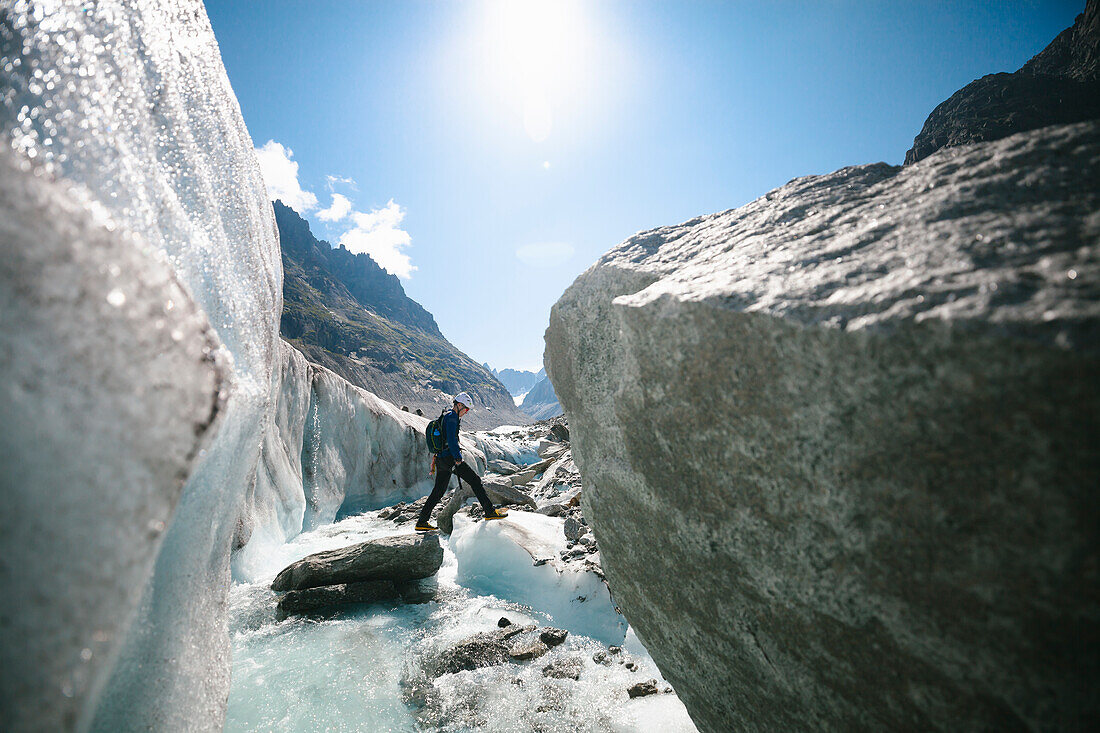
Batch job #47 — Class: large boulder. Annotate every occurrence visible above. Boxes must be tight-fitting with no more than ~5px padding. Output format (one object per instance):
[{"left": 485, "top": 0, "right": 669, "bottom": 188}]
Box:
[
  {"left": 545, "top": 122, "right": 1100, "bottom": 731},
  {"left": 271, "top": 533, "right": 443, "bottom": 591}
]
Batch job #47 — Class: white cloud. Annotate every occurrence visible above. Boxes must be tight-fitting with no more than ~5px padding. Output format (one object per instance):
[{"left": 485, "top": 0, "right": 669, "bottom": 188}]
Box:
[
  {"left": 254, "top": 140, "right": 317, "bottom": 211},
  {"left": 516, "top": 241, "right": 574, "bottom": 267},
  {"left": 317, "top": 193, "right": 352, "bottom": 222},
  {"left": 326, "top": 174, "right": 358, "bottom": 191},
  {"left": 339, "top": 199, "right": 417, "bottom": 279}
]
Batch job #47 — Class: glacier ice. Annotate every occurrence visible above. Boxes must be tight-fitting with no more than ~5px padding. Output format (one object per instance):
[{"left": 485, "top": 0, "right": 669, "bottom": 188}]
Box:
[
  {"left": 0, "top": 142, "right": 228, "bottom": 732},
  {"left": 1, "top": 1, "right": 280, "bottom": 729},
  {"left": 2, "top": 1, "right": 684, "bottom": 730},
  {"left": 450, "top": 512, "right": 628, "bottom": 646}
]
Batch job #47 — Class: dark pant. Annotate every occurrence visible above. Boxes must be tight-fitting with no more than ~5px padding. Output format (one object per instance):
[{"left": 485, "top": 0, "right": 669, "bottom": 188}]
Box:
[{"left": 418, "top": 455, "right": 496, "bottom": 524}]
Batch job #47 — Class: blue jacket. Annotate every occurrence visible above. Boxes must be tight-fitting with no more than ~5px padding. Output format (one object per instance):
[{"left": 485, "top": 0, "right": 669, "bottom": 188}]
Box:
[{"left": 442, "top": 409, "right": 462, "bottom": 462}]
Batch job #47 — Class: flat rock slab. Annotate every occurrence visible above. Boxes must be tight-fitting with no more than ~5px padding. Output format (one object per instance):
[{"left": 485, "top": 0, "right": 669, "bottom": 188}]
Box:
[
  {"left": 275, "top": 580, "right": 398, "bottom": 620},
  {"left": 271, "top": 533, "right": 443, "bottom": 591},
  {"left": 488, "top": 459, "right": 520, "bottom": 475}
]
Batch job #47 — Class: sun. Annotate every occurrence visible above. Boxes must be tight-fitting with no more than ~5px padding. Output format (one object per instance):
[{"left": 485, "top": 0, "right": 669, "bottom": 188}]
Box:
[{"left": 481, "top": 0, "right": 590, "bottom": 142}]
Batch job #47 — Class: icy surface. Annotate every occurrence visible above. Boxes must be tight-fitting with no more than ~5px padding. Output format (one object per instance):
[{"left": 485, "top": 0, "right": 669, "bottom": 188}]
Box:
[
  {"left": 473, "top": 431, "right": 543, "bottom": 466},
  {"left": 450, "top": 512, "right": 628, "bottom": 645},
  {"left": 1, "top": 2, "right": 280, "bottom": 729},
  {"left": 0, "top": 144, "right": 227, "bottom": 732},
  {"left": 233, "top": 340, "right": 479, "bottom": 582},
  {"left": 225, "top": 513, "right": 694, "bottom": 732}
]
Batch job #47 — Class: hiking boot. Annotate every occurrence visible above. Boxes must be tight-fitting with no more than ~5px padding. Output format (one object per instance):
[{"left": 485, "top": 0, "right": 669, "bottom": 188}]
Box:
[
  {"left": 483, "top": 508, "right": 509, "bottom": 521},
  {"left": 415, "top": 521, "right": 438, "bottom": 532}
]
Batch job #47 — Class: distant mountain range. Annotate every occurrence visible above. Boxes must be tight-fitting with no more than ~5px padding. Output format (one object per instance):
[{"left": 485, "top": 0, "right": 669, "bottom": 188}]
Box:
[
  {"left": 275, "top": 201, "right": 531, "bottom": 430},
  {"left": 487, "top": 366, "right": 541, "bottom": 397},
  {"left": 481, "top": 363, "right": 562, "bottom": 419}
]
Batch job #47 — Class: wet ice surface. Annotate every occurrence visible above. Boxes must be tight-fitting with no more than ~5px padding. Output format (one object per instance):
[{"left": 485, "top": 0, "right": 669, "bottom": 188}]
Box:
[
  {"left": 226, "top": 513, "right": 697, "bottom": 732},
  {"left": 1, "top": 2, "right": 281, "bottom": 727}
]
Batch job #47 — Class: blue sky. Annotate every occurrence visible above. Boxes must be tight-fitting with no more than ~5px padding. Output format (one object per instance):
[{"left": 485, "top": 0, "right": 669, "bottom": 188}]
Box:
[{"left": 206, "top": 0, "right": 1081, "bottom": 372}]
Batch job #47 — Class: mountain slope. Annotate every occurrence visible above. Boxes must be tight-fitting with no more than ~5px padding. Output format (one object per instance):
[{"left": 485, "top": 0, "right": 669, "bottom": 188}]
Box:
[
  {"left": 275, "top": 201, "right": 530, "bottom": 429},
  {"left": 521, "top": 370, "right": 563, "bottom": 419}
]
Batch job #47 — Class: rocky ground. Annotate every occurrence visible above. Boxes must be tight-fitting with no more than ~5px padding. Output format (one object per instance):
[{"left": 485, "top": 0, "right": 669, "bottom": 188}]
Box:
[{"left": 376, "top": 417, "right": 605, "bottom": 574}]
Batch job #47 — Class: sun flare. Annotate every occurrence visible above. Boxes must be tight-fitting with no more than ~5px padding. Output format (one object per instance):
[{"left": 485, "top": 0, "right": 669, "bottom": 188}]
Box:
[{"left": 481, "top": 0, "right": 590, "bottom": 142}]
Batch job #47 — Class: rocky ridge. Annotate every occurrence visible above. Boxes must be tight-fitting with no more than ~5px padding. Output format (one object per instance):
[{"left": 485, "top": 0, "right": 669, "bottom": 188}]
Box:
[
  {"left": 519, "top": 371, "right": 565, "bottom": 420},
  {"left": 905, "top": 0, "right": 1100, "bottom": 164}
]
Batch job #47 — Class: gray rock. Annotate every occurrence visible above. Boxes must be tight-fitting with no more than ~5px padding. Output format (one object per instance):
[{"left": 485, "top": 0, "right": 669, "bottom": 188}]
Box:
[
  {"left": 271, "top": 533, "right": 443, "bottom": 591},
  {"left": 498, "top": 617, "right": 513, "bottom": 627},
  {"left": 435, "top": 477, "right": 536, "bottom": 534},
  {"left": 536, "top": 438, "right": 559, "bottom": 457},
  {"left": 545, "top": 120, "right": 1100, "bottom": 731},
  {"left": 509, "top": 639, "right": 549, "bottom": 661},
  {"left": 482, "top": 477, "right": 538, "bottom": 509},
  {"left": 563, "top": 517, "right": 584, "bottom": 542},
  {"left": 542, "top": 656, "right": 584, "bottom": 680},
  {"left": 593, "top": 651, "right": 611, "bottom": 665},
  {"left": 431, "top": 623, "right": 535, "bottom": 676},
  {"left": 536, "top": 503, "right": 567, "bottom": 517},
  {"left": 275, "top": 580, "right": 398, "bottom": 620},
  {"left": 550, "top": 423, "right": 570, "bottom": 442},
  {"left": 509, "top": 468, "right": 538, "bottom": 486},
  {"left": 488, "top": 459, "right": 521, "bottom": 475},
  {"left": 627, "top": 680, "right": 660, "bottom": 699},
  {"left": 539, "top": 627, "right": 569, "bottom": 647},
  {"left": 436, "top": 634, "right": 510, "bottom": 675}
]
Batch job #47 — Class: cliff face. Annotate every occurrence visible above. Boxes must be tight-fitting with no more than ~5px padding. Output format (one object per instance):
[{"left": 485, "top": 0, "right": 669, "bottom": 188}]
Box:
[
  {"left": 276, "top": 202, "right": 531, "bottom": 430},
  {"left": 905, "top": 0, "right": 1100, "bottom": 164},
  {"left": 546, "top": 121, "right": 1099, "bottom": 731},
  {"left": 522, "top": 371, "right": 564, "bottom": 420}
]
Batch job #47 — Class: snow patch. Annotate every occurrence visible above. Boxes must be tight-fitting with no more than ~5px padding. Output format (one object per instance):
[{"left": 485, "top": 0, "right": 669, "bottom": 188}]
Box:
[{"left": 450, "top": 512, "right": 627, "bottom": 646}]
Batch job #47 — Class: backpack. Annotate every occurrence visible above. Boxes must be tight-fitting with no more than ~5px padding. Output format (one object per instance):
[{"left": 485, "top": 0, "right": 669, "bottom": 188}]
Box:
[{"left": 425, "top": 409, "right": 451, "bottom": 454}]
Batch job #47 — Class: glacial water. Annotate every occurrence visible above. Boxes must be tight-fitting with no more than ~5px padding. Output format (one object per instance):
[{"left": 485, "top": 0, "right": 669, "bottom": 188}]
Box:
[{"left": 226, "top": 512, "right": 698, "bottom": 732}]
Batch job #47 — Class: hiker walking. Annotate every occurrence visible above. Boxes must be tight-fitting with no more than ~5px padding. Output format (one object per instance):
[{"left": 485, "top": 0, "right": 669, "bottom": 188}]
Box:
[{"left": 416, "top": 392, "right": 508, "bottom": 532}]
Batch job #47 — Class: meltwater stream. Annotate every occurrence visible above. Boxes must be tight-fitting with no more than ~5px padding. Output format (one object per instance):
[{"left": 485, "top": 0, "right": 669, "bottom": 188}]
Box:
[{"left": 225, "top": 513, "right": 698, "bottom": 732}]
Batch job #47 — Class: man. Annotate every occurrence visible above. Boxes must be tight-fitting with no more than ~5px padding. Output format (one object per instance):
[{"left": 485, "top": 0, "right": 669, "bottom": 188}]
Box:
[{"left": 416, "top": 391, "right": 508, "bottom": 532}]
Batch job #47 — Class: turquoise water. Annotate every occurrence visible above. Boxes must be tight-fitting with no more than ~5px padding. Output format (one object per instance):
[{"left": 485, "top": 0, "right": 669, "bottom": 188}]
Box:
[{"left": 225, "top": 514, "right": 697, "bottom": 732}]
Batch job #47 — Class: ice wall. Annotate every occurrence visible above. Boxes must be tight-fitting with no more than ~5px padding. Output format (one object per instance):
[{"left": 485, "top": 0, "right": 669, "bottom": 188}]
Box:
[
  {"left": 1, "top": 2, "right": 280, "bottom": 730},
  {"left": 0, "top": 144, "right": 228, "bottom": 732},
  {"left": 231, "top": 339, "right": 490, "bottom": 582}
]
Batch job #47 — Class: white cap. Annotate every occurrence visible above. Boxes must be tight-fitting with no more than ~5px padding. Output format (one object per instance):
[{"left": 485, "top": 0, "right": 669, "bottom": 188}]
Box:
[{"left": 454, "top": 392, "right": 473, "bottom": 409}]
